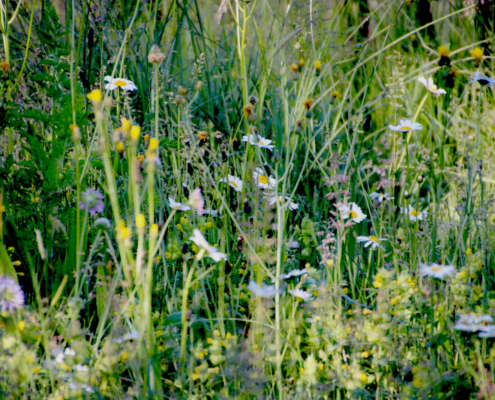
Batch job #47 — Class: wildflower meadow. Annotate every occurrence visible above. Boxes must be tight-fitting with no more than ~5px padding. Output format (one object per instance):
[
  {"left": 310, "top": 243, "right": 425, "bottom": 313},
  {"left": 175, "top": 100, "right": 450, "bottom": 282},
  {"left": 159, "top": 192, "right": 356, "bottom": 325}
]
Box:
[{"left": 2, "top": 0, "right": 495, "bottom": 398}]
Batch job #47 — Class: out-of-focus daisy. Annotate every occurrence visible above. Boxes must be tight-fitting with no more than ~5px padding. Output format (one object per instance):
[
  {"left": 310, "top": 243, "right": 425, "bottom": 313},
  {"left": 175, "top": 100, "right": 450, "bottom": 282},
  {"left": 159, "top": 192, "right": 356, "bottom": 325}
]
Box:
[
  {"left": 288, "top": 289, "right": 314, "bottom": 302},
  {"left": 272, "top": 269, "right": 308, "bottom": 282},
  {"left": 242, "top": 134, "right": 275, "bottom": 151},
  {"left": 419, "top": 263, "right": 455, "bottom": 279},
  {"left": 247, "top": 281, "right": 282, "bottom": 298},
  {"left": 453, "top": 313, "right": 493, "bottom": 332},
  {"left": 220, "top": 175, "right": 243, "bottom": 192},
  {"left": 356, "top": 236, "right": 387, "bottom": 250},
  {"left": 189, "top": 229, "right": 226, "bottom": 262},
  {"left": 253, "top": 168, "right": 277, "bottom": 189},
  {"left": 417, "top": 76, "right": 446, "bottom": 97},
  {"left": 168, "top": 198, "right": 191, "bottom": 211},
  {"left": 388, "top": 119, "right": 423, "bottom": 133},
  {"left": 0, "top": 277, "right": 24, "bottom": 312},
  {"left": 104, "top": 76, "right": 137, "bottom": 91},
  {"left": 477, "top": 325, "right": 495, "bottom": 338},
  {"left": 338, "top": 203, "right": 366, "bottom": 223},
  {"left": 468, "top": 71, "right": 495, "bottom": 87},
  {"left": 402, "top": 204, "right": 427, "bottom": 222},
  {"left": 203, "top": 209, "right": 219, "bottom": 217},
  {"left": 370, "top": 192, "right": 394, "bottom": 202},
  {"left": 113, "top": 330, "right": 139, "bottom": 344},
  {"left": 266, "top": 194, "right": 299, "bottom": 210}
]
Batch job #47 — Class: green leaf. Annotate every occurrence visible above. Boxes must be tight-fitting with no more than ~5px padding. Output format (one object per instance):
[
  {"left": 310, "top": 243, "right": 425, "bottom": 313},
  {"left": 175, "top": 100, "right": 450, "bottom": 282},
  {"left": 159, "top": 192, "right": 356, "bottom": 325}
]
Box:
[
  {"left": 163, "top": 311, "right": 182, "bottom": 327},
  {"left": 0, "top": 242, "right": 17, "bottom": 281}
]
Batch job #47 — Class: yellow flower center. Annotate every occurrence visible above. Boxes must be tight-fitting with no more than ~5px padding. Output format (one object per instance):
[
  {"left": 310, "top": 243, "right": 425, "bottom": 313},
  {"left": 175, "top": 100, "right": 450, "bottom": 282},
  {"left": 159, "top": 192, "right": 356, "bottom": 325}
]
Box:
[
  {"left": 350, "top": 211, "right": 357, "bottom": 219},
  {"left": 259, "top": 175, "right": 268, "bottom": 184},
  {"left": 427, "top": 85, "right": 436, "bottom": 92},
  {"left": 114, "top": 80, "right": 127, "bottom": 87},
  {"left": 431, "top": 267, "right": 441, "bottom": 272},
  {"left": 259, "top": 141, "right": 264, "bottom": 145},
  {"left": 229, "top": 181, "right": 237, "bottom": 188},
  {"left": 369, "top": 236, "right": 378, "bottom": 242},
  {"left": 410, "top": 210, "right": 421, "bottom": 216},
  {"left": 401, "top": 126, "right": 411, "bottom": 131}
]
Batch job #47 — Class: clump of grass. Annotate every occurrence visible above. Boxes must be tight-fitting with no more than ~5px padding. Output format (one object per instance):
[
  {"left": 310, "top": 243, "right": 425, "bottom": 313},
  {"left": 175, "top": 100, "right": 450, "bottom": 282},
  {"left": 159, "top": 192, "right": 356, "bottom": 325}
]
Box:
[{"left": 1, "top": 0, "right": 495, "bottom": 399}]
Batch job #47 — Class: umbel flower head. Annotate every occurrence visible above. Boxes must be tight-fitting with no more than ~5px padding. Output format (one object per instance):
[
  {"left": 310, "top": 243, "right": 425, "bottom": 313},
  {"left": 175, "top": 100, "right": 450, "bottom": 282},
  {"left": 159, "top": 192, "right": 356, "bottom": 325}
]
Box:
[
  {"left": 189, "top": 229, "right": 226, "bottom": 262},
  {"left": 0, "top": 276, "right": 25, "bottom": 312},
  {"left": 104, "top": 76, "right": 137, "bottom": 91},
  {"left": 148, "top": 44, "right": 166, "bottom": 64},
  {"left": 79, "top": 188, "right": 105, "bottom": 216},
  {"left": 388, "top": 119, "right": 422, "bottom": 133},
  {"left": 288, "top": 288, "right": 314, "bottom": 302},
  {"left": 417, "top": 76, "right": 446, "bottom": 97}
]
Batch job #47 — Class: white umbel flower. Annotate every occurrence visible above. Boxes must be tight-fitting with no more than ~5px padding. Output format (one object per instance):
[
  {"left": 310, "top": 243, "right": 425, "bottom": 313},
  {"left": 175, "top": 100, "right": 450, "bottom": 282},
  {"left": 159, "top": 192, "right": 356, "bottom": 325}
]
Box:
[
  {"left": 104, "top": 76, "right": 137, "bottom": 91},
  {"left": 168, "top": 198, "right": 191, "bottom": 211},
  {"left": 402, "top": 204, "right": 427, "bottom": 222},
  {"left": 242, "top": 134, "right": 275, "bottom": 151},
  {"left": 338, "top": 203, "right": 366, "bottom": 223},
  {"left": 288, "top": 289, "right": 314, "bottom": 302},
  {"left": 247, "top": 281, "right": 282, "bottom": 298},
  {"left": 468, "top": 71, "right": 495, "bottom": 87},
  {"left": 419, "top": 263, "right": 455, "bottom": 279},
  {"left": 272, "top": 269, "right": 308, "bottom": 282},
  {"left": 356, "top": 235, "right": 387, "bottom": 250},
  {"left": 453, "top": 313, "right": 494, "bottom": 333},
  {"left": 189, "top": 229, "right": 226, "bottom": 262},
  {"left": 220, "top": 174, "right": 243, "bottom": 192},
  {"left": 417, "top": 76, "right": 446, "bottom": 97},
  {"left": 388, "top": 119, "right": 423, "bottom": 133},
  {"left": 370, "top": 192, "right": 394, "bottom": 202},
  {"left": 253, "top": 168, "right": 277, "bottom": 189},
  {"left": 266, "top": 194, "right": 299, "bottom": 210}
]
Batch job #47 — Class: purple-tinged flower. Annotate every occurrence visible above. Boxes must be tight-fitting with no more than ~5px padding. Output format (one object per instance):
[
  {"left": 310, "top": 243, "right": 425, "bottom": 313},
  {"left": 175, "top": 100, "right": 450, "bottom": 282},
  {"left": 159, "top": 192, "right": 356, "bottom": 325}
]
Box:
[
  {"left": 188, "top": 188, "right": 204, "bottom": 216},
  {"left": 0, "top": 276, "right": 25, "bottom": 312},
  {"left": 79, "top": 188, "right": 105, "bottom": 216}
]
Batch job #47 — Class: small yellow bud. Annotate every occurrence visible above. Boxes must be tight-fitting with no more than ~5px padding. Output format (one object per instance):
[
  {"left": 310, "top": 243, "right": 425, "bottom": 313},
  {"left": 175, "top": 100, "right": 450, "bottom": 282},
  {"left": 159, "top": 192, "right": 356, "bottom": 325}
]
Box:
[
  {"left": 13, "top": 261, "right": 21, "bottom": 266},
  {"left": 290, "top": 63, "right": 298, "bottom": 73},
  {"left": 361, "top": 351, "right": 369, "bottom": 358},
  {"left": 226, "top": 332, "right": 232, "bottom": 339},
  {"left": 298, "top": 58, "right": 305, "bottom": 68},
  {"left": 18, "top": 320, "right": 26, "bottom": 331},
  {"left": 304, "top": 98, "right": 313, "bottom": 111},
  {"left": 121, "top": 117, "right": 132, "bottom": 132},
  {"left": 130, "top": 125, "right": 141, "bottom": 141},
  {"left": 470, "top": 46, "right": 484, "bottom": 62},
  {"left": 150, "top": 224, "right": 159, "bottom": 236},
  {"left": 438, "top": 45, "right": 450, "bottom": 58},
  {"left": 136, "top": 213, "right": 145, "bottom": 229},
  {"left": 314, "top": 60, "right": 322, "bottom": 71},
  {"left": 149, "top": 137, "right": 158, "bottom": 150},
  {"left": 87, "top": 89, "right": 102, "bottom": 103},
  {"left": 327, "top": 259, "right": 334, "bottom": 267},
  {"left": 116, "top": 142, "right": 125, "bottom": 154},
  {"left": 213, "top": 329, "right": 220, "bottom": 337},
  {"left": 207, "top": 338, "right": 214, "bottom": 344},
  {"left": 331, "top": 91, "right": 340, "bottom": 99},
  {"left": 1, "top": 60, "right": 10, "bottom": 72}
]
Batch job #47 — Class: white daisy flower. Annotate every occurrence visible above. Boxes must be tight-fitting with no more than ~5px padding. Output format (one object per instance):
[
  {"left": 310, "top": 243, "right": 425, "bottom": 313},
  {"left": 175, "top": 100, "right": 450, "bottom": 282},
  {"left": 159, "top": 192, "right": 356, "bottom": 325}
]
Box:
[
  {"left": 477, "top": 325, "right": 495, "bottom": 338},
  {"left": 272, "top": 269, "right": 308, "bottom": 282},
  {"left": 402, "top": 204, "right": 427, "bottom": 222},
  {"left": 220, "top": 174, "right": 243, "bottom": 192},
  {"left": 417, "top": 76, "right": 446, "bottom": 97},
  {"left": 338, "top": 203, "right": 367, "bottom": 223},
  {"left": 266, "top": 194, "right": 299, "bottom": 210},
  {"left": 247, "top": 281, "right": 282, "bottom": 298},
  {"left": 242, "top": 134, "right": 275, "bottom": 151},
  {"left": 388, "top": 119, "right": 423, "bottom": 133},
  {"left": 370, "top": 192, "right": 394, "bottom": 202},
  {"left": 168, "top": 198, "right": 191, "bottom": 211},
  {"left": 356, "top": 235, "right": 387, "bottom": 250},
  {"left": 189, "top": 229, "right": 227, "bottom": 262},
  {"left": 419, "top": 263, "right": 456, "bottom": 279},
  {"left": 104, "top": 76, "right": 138, "bottom": 91},
  {"left": 74, "top": 364, "right": 90, "bottom": 372},
  {"left": 454, "top": 313, "right": 494, "bottom": 333},
  {"left": 288, "top": 289, "right": 314, "bottom": 302},
  {"left": 468, "top": 71, "right": 495, "bottom": 87},
  {"left": 253, "top": 167, "right": 277, "bottom": 189}
]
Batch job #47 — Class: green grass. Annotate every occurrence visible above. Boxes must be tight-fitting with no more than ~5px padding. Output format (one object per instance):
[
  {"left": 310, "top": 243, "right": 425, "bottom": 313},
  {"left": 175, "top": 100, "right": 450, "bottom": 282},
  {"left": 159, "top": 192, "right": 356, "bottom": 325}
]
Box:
[{"left": 1, "top": 0, "right": 495, "bottom": 398}]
